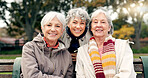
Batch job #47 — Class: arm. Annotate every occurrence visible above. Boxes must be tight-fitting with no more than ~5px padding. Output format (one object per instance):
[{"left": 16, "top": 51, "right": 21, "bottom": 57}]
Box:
[
  {"left": 21, "top": 42, "right": 62, "bottom": 78},
  {"left": 114, "top": 41, "right": 136, "bottom": 78},
  {"left": 75, "top": 49, "right": 86, "bottom": 78},
  {"left": 65, "top": 52, "right": 73, "bottom": 78}
]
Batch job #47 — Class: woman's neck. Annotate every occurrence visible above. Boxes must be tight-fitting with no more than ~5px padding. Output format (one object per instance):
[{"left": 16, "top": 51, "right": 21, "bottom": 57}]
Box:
[
  {"left": 45, "top": 38, "right": 58, "bottom": 47},
  {"left": 94, "top": 35, "right": 109, "bottom": 48}
]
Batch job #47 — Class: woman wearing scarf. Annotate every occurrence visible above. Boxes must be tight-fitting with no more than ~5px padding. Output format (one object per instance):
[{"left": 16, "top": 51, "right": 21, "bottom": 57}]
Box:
[
  {"left": 76, "top": 7, "right": 136, "bottom": 78},
  {"left": 61, "top": 8, "right": 90, "bottom": 58},
  {"left": 21, "top": 11, "right": 73, "bottom": 78},
  {"left": 61, "top": 8, "right": 90, "bottom": 78}
]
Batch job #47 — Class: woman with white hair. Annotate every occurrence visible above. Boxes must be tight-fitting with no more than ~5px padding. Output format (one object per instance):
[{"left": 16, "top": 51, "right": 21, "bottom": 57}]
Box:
[
  {"left": 76, "top": 7, "right": 136, "bottom": 78},
  {"left": 21, "top": 11, "right": 73, "bottom": 78}
]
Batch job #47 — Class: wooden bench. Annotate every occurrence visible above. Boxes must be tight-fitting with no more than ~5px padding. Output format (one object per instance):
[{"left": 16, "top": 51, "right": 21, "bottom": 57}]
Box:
[
  {"left": 0, "top": 57, "right": 21, "bottom": 78},
  {"left": 0, "top": 59, "right": 14, "bottom": 78},
  {"left": 0, "top": 57, "right": 147, "bottom": 78}
]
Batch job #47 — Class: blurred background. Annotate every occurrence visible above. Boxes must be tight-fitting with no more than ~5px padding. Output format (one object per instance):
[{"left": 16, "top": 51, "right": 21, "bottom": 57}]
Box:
[{"left": 0, "top": 0, "right": 148, "bottom": 58}]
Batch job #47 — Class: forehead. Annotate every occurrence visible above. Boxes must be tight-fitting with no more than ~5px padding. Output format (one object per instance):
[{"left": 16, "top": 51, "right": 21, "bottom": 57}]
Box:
[
  {"left": 92, "top": 13, "right": 107, "bottom": 21},
  {"left": 71, "top": 16, "right": 86, "bottom": 22},
  {"left": 48, "top": 16, "right": 62, "bottom": 24}
]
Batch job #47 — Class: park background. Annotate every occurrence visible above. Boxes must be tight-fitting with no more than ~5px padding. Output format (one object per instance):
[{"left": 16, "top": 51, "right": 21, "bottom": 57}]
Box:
[{"left": 0, "top": 0, "right": 148, "bottom": 59}]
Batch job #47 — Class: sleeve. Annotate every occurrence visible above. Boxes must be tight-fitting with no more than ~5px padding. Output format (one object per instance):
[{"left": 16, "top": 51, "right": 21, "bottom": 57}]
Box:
[
  {"left": 21, "top": 42, "right": 63, "bottom": 78},
  {"left": 65, "top": 53, "right": 74, "bottom": 78},
  {"left": 75, "top": 48, "right": 86, "bottom": 78},
  {"left": 114, "top": 40, "right": 137, "bottom": 78}
]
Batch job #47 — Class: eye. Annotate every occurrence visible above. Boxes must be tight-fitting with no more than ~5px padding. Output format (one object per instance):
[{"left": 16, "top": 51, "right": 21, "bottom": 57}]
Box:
[
  {"left": 47, "top": 24, "right": 51, "bottom": 26},
  {"left": 73, "top": 21, "right": 77, "bottom": 24},
  {"left": 80, "top": 22, "right": 85, "bottom": 25},
  {"left": 56, "top": 25, "right": 60, "bottom": 27},
  {"left": 101, "top": 21, "right": 106, "bottom": 23}
]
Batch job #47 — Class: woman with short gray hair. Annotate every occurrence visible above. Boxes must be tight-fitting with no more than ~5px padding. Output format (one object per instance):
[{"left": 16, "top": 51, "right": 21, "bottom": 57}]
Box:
[
  {"left": 21, "top": 11, "right": 73, "bottom": 78},
  {"left": 76, "top": 7, "right": 136, "bottom": 78},
  {"left": 61, "top": 8, "right": 91, "bottom": 78},
  {"left": 61, "top": 8, "right": 91, "bottom": 57}
]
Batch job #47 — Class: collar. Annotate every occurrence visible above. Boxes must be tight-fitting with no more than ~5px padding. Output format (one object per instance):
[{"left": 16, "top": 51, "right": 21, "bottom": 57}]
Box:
[{"left": 43, "top": 37, "right": 59, "bottom": 48}]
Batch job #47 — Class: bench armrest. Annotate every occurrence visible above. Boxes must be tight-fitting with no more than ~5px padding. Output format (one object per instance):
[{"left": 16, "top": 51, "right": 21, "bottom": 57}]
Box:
[
  {"left": 12, "top": 57, "right": 22, "bottom": 78},
  {"left": 140, "top": 56, "right": 148, "bottom": 78}
]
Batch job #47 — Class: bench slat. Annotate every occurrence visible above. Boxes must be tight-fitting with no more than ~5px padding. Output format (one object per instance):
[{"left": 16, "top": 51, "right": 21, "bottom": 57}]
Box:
[
  {"left": 0, "top": 65, "right": 13, "bottom": 72},
  {"left": 0, "top": 74, "right": 12, "bottom": 78},
  {"left": 134, "top": 64, "right": 143, "bottom": 72}
]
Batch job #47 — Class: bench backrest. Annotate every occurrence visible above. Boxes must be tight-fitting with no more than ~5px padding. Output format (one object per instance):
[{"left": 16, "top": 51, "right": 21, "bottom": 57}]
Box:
[{"left": 0, "top": 57, "right": 147, "bottom": 78}]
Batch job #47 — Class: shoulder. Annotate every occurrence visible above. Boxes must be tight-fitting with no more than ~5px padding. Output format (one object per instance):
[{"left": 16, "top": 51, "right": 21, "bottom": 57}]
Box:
[
  {"left": 78, "top": 44, "right": 88, "bottom": 55},
  {"left": 115, "top": 39, "right": 132, "bottom": 46},
  {"left": 23, "top": 41, "right": 34, "bottom": 48},
  {"left": 78, "top": 44, "right": 88, "bottom": 50}
]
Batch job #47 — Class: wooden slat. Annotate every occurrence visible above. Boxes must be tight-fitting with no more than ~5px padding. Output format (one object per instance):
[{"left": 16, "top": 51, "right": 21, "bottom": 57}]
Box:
[
  {"left": 0, "top": 74, "right": 12, "bottom": 78},
  {"left": 0, "top": 65, "right": 13, "bottom": 72},
  {"left": 136, "top": 73, "right": 144, "bottom": 78},
  {"left": 134, "top": 64, "right": 143, "bottom": 72},
  {"left": 0, "top": 59, "right": 14, "bottom": 63}
]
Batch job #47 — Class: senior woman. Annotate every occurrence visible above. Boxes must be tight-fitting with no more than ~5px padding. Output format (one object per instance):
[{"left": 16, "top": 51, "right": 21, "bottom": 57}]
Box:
[
  {"left": 76, "top": 8, "right": 136, "bottom": 78},
  {"left": 61, "top": 8, "right": 90, "bottom": 60},
  {"left": 21, "top": 11, "right": 73, "bottom": 78}
]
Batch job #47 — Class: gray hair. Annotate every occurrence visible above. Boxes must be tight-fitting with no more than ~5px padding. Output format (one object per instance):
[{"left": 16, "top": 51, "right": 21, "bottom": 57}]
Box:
[
  {"left": 41, "top": 11, "right": 66, "bottom": 30},
  {"left": 66, "top": 8, "right": 90, "bottom": 27},
  {"left": 90, "top": 7, "right": 114, "bottom": 35}
]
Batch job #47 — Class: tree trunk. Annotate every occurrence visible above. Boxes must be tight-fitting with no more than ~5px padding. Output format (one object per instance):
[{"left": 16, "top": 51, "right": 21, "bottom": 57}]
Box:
[
  {"left": 134, "top": 21, "right": 141, "bottom": 50},
  {"left": 134, "top": 29, "right": 140, "bottom": 50},
  {"left": 24, "top": 24, "right": 34, "bottom": 41}
]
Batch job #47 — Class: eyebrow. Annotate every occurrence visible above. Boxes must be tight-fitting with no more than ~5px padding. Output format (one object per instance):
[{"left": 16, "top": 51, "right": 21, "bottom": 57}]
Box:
[{"left": 93, "top": 18, "right": 107, "bottom": 21}]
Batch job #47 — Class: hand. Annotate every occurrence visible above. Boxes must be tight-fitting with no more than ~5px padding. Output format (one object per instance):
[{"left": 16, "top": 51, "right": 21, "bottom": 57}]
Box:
[{"left": 71, "top": 53, "right": 77, "bottom": 61}]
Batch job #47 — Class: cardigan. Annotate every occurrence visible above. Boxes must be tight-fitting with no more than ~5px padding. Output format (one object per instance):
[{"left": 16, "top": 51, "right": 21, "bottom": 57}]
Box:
[{"left": 76, "top": 39, "right": 136, "bottom": 78}]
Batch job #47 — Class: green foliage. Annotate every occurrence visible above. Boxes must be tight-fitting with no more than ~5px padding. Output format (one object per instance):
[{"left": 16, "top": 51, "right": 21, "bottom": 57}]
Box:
[
  {"left": 140, "top": 23, "right": 148, "bottom": 38},
  {"left": 113, "top": 25, "right": 135, "bottom": 39},
  {"left": 133, "top": 46, "right": 148, "bottom": 54}
]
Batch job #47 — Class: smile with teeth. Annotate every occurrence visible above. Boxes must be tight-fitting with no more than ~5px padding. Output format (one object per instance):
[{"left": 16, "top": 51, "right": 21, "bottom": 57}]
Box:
[
  {"left": 48, "top": 33, "right": 57, "bottom": 36},
  {"left": 74, "top": 29, "right": 81, "bottom": 33},
  {"left": 96, "top": 29, "right": 103, "bottom": 32}
]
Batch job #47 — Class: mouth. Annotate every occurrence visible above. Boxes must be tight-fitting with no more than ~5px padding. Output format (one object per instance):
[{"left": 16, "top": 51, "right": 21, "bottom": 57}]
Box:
[
  {"left": 48, "top": 33, "right": 57, "bottom": 36},
  {"left": 95, "top": 28, "right": 103, "bottom": 32},
  {"left": 74, "top": 29, "right": 82, "bottom": 33}
]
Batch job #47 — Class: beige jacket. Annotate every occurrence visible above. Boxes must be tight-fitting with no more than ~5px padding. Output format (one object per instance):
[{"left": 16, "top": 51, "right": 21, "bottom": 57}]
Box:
[
  {"left": 21, "top": 33, "right": 73, "bottom": 78},
  {"left": 76, "top": 39, "right": 136, "bottom": 78}
]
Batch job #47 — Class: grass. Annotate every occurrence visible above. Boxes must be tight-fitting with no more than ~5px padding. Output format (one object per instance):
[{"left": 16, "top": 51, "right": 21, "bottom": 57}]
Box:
[
  {"left": 0, "top": 49, "right": 22, "bottom": 55},
  {"left": 0, "top": 55, "right": 21, "bottom": 59},
  {"left": 133, "top": 54, "right": 148, "bottom": 58},
  {"left": 0, "top": 72, "right": 12, "bottom": 74}
]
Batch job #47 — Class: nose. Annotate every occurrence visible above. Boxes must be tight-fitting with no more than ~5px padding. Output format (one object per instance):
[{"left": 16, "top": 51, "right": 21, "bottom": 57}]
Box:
[
  {"left": 76, "top": 24, "right": 80, "bottom": 28},
  {"left": 51, "top": 26, "right": 56, "bottom": 31},
  {"left": 97, "top": 22, "right": 102, "bottom": 27}
]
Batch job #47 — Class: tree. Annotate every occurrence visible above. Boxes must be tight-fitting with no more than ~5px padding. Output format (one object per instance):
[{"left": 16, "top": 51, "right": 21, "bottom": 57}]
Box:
[
  {"left": 121, "top": 0, "right": 148, "bottom": 49},
  {"left": 108, "top": 0, "right": 148, "bottom": 49},
  {"left": 113, "top": 25, "right": 135, "bottom": 39},
  {"left": 0, "top": 0, "right": 73, "bottom": 41}
]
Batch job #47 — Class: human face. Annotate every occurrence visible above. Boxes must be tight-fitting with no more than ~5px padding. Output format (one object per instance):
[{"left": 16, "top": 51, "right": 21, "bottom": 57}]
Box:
[
  {"left": 42, "top": 16, "right": 64, "bottom": 42},
  {"left": 91, "top": 13, "right": 111, "bottom": 38},
  {"left": 68, "top": 17, "right": 86, "bottom": 37}
]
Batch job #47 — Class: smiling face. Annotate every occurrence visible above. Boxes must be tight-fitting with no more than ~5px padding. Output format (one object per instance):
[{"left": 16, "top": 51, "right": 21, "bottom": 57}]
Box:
[
  {"left": 68, "top": 17, "right": 86, "bottom": 37},
  {"left": 42, "top": 16, "right": 64, "bottom": 42},
  {"left": 91, "top": 13, "right": 111, "bottom": 38}
]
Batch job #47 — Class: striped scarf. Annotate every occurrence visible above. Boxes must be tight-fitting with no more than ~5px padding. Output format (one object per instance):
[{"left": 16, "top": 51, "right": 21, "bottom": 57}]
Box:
[{"left": 88, "top": 36, "right": 116, "bottom": 78}]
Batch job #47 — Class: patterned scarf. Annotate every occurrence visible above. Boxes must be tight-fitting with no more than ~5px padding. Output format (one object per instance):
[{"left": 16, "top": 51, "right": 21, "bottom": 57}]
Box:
[{"left": 88, "top": 36, "right": 116, "bottom": 78}]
